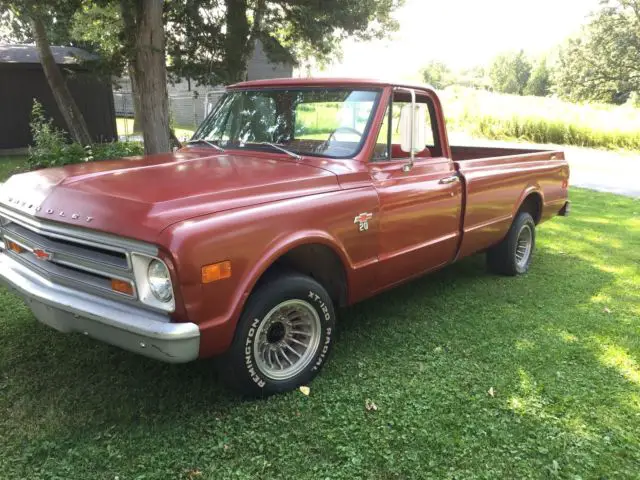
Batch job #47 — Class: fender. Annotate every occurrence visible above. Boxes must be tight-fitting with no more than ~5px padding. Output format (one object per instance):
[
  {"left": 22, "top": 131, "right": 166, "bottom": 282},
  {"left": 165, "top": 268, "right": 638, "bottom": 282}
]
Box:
[
  {"left": 513, "top": 184, "right": 544, "bottom": 221},
  {"left": 196, "top": 229, "right": 354, "bottom": 356},
  {"left": 239, "top": 229, "right": 353, "bottom": 310}
]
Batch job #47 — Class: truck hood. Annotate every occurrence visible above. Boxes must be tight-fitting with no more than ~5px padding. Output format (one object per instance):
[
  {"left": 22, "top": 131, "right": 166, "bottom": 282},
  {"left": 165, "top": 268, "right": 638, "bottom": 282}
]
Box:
[{"left": 0, "top": 150, "right": 339, "bottom": 243}]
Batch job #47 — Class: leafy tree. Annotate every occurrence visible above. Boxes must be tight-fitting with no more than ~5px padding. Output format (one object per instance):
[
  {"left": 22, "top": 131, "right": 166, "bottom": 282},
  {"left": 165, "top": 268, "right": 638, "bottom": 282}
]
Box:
[
  {"left": 524, "top": 58, "right": 552, "bottom": 97},
  {"left": 166, "top": 0, "right": 403, "bottom": 85},
  {"left": 0, "top": 0, "right": 78, "bottom": 44},
  {"left": 420, "top": 61, "right": 454, "bottom": 89},
  {"left": 554, "top": 0, "right": 640, "bottom": 104},
  {"left": 489, "top": 50, "right": 532, "bottom": 95},
  {"left": 70, "top": 3, "right": 147, "bottom": 130},
  {"left": 0, "top": 1, "right": 93, "bottom": 145},
  {"left": 70, "top": 0, "right": 403, "bottom": 151},
  {"left": 2, "top": 0, "right": 172, "bottom": 153},
  {"left": 458, "top": 66, "right": 490, "bottom": 90}
]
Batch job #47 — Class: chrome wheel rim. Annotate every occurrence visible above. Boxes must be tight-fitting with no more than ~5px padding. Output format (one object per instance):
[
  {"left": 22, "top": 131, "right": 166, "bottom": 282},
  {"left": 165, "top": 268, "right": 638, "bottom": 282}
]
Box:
[
  {"left": 253, "top": 299, "right": 322, "bottom": 381},
  {"left": 515, "top": 224, "right": 533, "bottom": 268}
]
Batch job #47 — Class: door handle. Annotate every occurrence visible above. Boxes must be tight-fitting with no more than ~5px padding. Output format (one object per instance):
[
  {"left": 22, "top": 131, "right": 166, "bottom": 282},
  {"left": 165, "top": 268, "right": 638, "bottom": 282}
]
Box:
[{"left": 439, "top": 175, "right": 459, "bottom": 184}]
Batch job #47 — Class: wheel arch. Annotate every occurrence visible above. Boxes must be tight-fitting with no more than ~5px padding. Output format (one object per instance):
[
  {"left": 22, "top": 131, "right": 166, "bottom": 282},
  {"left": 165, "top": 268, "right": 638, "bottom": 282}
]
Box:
[
  {"left": 243, "top": 232, "right": 351, "bottom": 313},
  {"left": 514, "top": 187, "right": 544, "bottom": 225}
]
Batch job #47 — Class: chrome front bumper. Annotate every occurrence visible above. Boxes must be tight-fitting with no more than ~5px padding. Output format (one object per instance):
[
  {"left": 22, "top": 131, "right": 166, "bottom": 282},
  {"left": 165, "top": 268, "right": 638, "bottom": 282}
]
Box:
[{"left": 0, "top": 252, "right": 200, "bottom": 363}]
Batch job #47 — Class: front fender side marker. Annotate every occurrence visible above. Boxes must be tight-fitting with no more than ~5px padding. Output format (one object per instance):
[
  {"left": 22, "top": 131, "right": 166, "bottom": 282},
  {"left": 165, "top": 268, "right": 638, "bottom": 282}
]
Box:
[{"left": 202, "top": 260, "right": 232, "bottom": 284}]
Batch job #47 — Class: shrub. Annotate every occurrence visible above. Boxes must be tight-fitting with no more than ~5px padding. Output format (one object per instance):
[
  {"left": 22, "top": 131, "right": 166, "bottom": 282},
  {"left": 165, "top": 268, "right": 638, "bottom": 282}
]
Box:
[
  {"left": 89, "top": 141, "right": 143, "bottom": 160},
  {"left": 28, "top": 100, "right": 85, "bottom": 169},
  {"left": 28, "top": 99, "right": 143, "bottom": 170}
]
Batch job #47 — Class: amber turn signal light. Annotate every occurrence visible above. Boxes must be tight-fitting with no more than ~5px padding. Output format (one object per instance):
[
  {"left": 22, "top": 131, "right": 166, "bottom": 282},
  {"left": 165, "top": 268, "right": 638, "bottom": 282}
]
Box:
[
  {"left": 202, "top": 260, "right": 232, "bottom": 283},
  {"left": 111, "top": 278, "right": 134, "bottom": 296},
  {"left": 6, "top": 240, "right": 24, "bottom": 253}
]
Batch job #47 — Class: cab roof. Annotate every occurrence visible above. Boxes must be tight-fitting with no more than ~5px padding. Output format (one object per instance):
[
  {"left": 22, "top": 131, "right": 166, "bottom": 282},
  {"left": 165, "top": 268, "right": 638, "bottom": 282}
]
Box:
[{"left": 228, "top": 77, "right": 436, "bottom": 92}]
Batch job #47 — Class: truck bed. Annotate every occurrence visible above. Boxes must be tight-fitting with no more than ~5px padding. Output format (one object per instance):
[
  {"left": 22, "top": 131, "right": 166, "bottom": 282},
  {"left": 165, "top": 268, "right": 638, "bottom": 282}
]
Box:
[{"left": 449, "top": 144, "right": 568, "bottom": 260}]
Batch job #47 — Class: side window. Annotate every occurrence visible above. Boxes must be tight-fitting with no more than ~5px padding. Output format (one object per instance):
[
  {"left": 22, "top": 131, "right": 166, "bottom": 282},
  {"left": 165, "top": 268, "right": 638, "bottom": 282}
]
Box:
[
  {"left": 371, "top": 92, "right": 441, "bottom": 162},
  {"left": 392, "top": 100, "right": 436, "bottom": 150},
  {"left": 373, "top": 101, "right": 391, "bottom": 160}
]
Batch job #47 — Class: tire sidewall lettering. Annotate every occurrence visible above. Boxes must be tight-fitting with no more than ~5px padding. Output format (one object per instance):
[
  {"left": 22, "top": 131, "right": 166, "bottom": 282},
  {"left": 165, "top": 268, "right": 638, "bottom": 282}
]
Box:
[
  {"left": 244, "top": 317, "right": 266, "bottom": 388},
  {"left": 307, "top": 290, "right": 333, "bottom": 372}
]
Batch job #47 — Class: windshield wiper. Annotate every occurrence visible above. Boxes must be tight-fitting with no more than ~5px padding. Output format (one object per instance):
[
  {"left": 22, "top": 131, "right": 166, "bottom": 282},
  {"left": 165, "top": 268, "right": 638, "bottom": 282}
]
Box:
[
  {"left": 259, "top": 142, "right": 302, "bottom": 160},
  {"left": 186, "top": 138, "right": 225, "bottom": 152}
]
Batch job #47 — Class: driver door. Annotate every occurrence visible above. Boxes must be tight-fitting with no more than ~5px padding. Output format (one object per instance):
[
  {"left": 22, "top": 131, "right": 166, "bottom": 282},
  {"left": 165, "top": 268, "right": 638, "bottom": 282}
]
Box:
[{"left": 369, "top": 91, "right": 463, "bottom": 290}]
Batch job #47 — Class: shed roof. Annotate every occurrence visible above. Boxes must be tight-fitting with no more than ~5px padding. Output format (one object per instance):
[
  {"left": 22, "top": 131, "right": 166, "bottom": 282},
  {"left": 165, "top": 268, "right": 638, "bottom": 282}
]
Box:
[{"left": 0, "top": 44, "right": 97, "bottom": 65}]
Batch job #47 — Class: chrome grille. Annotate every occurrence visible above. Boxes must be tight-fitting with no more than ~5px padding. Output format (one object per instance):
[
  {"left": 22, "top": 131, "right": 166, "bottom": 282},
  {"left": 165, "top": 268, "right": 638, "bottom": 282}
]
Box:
[
  {"left": 4, "top": 222, "right": 129, "bottom": 271},
  {"left": 0, "top": 206, "right": 157, "bottom": 305}
]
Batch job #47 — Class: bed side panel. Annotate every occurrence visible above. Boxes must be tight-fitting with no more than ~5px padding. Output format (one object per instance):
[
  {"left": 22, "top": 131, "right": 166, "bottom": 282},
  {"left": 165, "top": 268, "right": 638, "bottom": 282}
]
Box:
[{"left": 455, "top": 151, "right": 568, "bottom": 259}]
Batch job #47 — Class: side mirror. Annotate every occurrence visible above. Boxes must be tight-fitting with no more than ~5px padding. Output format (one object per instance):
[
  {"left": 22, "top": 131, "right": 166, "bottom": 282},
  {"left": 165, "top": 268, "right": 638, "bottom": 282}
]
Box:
[{"left": 399, "top": 103, "right": 426, "bottom": 154}]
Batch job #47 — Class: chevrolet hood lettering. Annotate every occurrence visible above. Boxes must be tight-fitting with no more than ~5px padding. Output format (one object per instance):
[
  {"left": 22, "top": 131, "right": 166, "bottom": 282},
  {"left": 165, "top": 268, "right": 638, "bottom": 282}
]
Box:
[{"left": 0, "top": 151, "right": 339, "bottom": 243}]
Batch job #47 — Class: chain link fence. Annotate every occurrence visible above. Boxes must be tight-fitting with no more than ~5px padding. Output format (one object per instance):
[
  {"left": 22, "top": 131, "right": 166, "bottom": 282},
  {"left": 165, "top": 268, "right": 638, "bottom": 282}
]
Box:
[{"left": 113, "top": 88, "right": 226, "bottom": 141}]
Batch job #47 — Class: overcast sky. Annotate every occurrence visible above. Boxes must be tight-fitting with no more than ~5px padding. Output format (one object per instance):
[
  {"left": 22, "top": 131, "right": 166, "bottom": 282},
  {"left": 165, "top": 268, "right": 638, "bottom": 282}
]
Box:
[{"left": 317, "top": 0, "right": 601, "bottom": 80}]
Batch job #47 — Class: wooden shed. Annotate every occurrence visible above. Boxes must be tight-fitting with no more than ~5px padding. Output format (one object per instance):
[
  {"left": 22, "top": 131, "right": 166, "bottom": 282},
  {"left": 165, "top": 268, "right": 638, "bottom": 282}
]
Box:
[{"left": 0, "top": 44, "right": 117, "bottom": 150}]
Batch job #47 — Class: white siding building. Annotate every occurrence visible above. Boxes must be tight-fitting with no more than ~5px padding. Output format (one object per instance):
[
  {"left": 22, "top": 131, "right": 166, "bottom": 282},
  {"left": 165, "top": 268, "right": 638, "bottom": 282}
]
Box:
[{"left": 114, "top": 40, "right": 294, "bottom": 130}]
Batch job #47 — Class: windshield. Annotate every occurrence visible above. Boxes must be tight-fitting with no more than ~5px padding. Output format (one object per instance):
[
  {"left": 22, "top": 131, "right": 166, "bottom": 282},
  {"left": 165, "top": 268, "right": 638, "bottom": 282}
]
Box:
[{"left": 192, "top": 88, "right": 381, "bottom": 159}]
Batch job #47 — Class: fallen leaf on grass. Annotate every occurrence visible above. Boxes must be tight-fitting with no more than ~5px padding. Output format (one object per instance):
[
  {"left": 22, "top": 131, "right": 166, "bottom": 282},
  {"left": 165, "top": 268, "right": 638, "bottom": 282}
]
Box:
[
  {"left": 299, "top": 386, "right": 310, "bottom": 396},
  {"left": 488, "top": 387, "right": 496, "bottom": 397},
  {"left": 365, "top": 399, "right": 378, "bottom": 411}
]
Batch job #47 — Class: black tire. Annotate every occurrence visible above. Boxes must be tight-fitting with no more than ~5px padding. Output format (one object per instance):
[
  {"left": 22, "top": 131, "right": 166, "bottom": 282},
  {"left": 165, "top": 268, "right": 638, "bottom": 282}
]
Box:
[
  {"left": 486, "top": 211, "right": 536, "bottom": 276},
  {"left": 219, "top": 273, "right": 336, "bottom": 397}
]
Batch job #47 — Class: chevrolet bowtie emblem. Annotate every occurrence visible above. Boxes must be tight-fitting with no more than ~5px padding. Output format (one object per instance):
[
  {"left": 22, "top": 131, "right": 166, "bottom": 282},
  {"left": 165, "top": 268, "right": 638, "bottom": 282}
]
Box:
[{"left": 32, "top": 248, "right": 52, "bottom": 261}]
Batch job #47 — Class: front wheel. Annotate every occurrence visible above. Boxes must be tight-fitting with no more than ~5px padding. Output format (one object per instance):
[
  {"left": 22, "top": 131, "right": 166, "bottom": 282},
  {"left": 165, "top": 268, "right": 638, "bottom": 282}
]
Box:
[
  {"left": 486, "top": 211, "right": 536, "bottom": 276},
  {"left": 219, "top": 273, "right": 336, "bottom": 397}
]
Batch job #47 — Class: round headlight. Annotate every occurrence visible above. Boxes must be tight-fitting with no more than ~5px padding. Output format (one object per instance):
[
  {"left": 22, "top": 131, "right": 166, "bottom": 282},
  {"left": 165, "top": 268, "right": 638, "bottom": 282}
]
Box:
[{"left": 147, "top": 260, "right": 173, "bottom": 302}]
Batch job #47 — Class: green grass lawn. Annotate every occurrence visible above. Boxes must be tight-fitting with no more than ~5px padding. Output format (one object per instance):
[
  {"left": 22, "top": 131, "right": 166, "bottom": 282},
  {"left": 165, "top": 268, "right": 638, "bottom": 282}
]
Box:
[
  {"left": 0, "top": 189, "right": 638, "bottom": 479},
  {"left": 0, "top": 155, "right": 28, "bottom": 180}
]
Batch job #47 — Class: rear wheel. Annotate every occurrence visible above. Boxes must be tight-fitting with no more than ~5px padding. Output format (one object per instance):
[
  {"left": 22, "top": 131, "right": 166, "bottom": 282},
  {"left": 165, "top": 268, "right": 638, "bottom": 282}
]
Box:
[
  {"left": 219, "top": 273, "right": 336, "bottom": 397},
  {"left": 487, "top": 211, "right": 536, "bottom": 276}
]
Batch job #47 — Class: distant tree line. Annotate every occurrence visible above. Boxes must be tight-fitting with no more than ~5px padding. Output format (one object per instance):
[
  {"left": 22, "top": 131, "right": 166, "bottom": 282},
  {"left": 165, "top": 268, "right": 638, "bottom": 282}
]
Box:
[
  {"left": 421, "top": 52, "right": 551, "bottom": 98},
  {"left": 421, "top": 0, "right": 640, "bottom": 106}
]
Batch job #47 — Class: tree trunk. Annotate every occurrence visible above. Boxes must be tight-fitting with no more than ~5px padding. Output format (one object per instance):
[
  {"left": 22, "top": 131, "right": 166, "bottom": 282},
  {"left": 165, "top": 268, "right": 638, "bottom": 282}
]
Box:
[
  {"left": 128, "top": 62, "right": 144, "bottom": 133},
  {"left": 121, "top": 3, "right": 144, "bottom": 133},
  {"left": 31, "top": 15, "right": 93, "bottom": 146},
  {"left": 120, "top": 0, "right": 170, "bottom": 153},
  {"left": 132, "top": 0, "right": 171, "bottom": 154},
  {"left": 224, "top": 0, "right": 251, "bottom": 83}
]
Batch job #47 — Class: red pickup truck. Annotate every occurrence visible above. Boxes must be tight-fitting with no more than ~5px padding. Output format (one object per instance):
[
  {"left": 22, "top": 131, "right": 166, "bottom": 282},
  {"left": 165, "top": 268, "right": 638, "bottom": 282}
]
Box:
[{"left": 0, "top": 78, "right": 570, "bottom": 395}]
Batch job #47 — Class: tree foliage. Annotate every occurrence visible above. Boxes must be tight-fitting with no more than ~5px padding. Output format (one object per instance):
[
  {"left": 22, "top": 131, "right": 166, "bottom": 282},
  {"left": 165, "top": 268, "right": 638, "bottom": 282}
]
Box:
[
  {"left": 420, "top": 61, "right": 454, "bottom": 89},
  {"left": 0, "top": 0, "right": 79, "bottom": 44},
  {"left": 2, "top": 0, "right": 404, "bottom": 155},
  {"left": 166, "top": 0, "right": 403, "bottom": 85},
  {"left": 524, "top": 58, "right": 552, "bottom": 97},
  {"left": 554, "top": 0, "right": 640, "bottom": 104},
  {"left": 69, "top": 2, "right": 125, "bottom": 77},
  {"left": 489, "top": 51, "right": 532, "bottom": 95}
]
